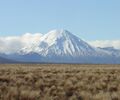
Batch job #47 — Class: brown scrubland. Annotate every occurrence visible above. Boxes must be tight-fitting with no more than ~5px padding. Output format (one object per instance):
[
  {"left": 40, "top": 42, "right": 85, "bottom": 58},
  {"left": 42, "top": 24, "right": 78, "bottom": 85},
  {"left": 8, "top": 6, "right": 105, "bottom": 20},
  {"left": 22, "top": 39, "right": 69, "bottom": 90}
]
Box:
[{"left": 0, "top": 64, "right": 120, "bottom": 100}]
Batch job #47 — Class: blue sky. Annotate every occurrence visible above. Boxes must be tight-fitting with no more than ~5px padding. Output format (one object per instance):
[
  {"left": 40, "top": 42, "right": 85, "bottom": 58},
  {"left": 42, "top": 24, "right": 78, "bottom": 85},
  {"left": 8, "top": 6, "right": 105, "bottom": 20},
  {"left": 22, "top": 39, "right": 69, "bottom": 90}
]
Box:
[{"left": 0, "top": 0, "right": 120, "bottom": 40}]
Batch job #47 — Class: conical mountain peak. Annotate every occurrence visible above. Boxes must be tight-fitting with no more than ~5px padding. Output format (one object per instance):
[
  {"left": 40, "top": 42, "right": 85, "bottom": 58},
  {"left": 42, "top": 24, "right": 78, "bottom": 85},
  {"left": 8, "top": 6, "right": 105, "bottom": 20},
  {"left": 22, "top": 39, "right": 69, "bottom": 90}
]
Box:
[
  {"left": 2, "top": 29, "right": 119, "bottom": 63},
  {"left": 38, "top": 29, "right": 96, "bottom": 57},
  {"left": 45, "top": 29, "right": 72, "bottom": 39},
  {"left": 48, "top": 29, "right": 70, "bottom": 34}
]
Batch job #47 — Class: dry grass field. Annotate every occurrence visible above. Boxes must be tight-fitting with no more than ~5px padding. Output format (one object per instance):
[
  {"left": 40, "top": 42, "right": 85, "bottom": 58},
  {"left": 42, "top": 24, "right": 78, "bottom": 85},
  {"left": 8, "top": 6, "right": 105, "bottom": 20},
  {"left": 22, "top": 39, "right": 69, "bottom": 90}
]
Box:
[{"left": 0, "top": 64, "right": 120, "bottom": 100}]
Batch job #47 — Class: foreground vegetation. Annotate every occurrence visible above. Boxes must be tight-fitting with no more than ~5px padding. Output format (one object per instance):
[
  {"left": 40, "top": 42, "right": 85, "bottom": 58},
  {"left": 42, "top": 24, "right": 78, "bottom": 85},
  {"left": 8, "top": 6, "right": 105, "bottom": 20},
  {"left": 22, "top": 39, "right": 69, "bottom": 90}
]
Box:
[{"left": 0, "top": 64, "right": 120, "bottom": 100}]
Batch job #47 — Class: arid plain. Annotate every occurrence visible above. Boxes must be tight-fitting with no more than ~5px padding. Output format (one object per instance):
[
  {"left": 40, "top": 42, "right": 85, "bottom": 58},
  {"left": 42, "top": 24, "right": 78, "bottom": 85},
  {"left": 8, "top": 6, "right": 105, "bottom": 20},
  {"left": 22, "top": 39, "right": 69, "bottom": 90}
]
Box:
[{"left": 0, "top": 64, "right": 120, "bottom": 100}]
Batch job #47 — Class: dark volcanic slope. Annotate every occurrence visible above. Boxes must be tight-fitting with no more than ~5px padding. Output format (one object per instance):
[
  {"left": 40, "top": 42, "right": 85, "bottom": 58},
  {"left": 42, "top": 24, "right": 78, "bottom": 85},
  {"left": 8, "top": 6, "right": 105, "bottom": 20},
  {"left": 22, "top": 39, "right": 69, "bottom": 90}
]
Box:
[{"left": 0, "top": 56, "right": 16, "bottom": 63}]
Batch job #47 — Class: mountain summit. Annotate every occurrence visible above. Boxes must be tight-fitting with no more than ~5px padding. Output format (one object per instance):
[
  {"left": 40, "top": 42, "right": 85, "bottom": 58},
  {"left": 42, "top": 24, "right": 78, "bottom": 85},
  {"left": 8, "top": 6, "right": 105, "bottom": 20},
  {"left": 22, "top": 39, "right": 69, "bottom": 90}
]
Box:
[{"left": 1, "top": 29, "right": 120, "bottom": 63}]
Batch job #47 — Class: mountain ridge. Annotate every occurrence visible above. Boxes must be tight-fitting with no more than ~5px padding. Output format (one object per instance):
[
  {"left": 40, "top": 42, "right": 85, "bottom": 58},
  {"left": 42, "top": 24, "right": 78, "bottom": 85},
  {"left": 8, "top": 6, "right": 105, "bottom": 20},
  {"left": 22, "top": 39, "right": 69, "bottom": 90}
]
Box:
[{"left": 0, "top": 29, "right": 120, "bottom": 64}]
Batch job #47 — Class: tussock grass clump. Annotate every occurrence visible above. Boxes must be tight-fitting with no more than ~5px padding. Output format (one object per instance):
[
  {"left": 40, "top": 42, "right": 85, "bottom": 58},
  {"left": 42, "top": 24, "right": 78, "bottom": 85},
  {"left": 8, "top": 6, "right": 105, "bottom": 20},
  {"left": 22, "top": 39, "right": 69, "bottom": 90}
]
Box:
[{"left": 0, "top": 64, "right": 120, "bottom": 100}]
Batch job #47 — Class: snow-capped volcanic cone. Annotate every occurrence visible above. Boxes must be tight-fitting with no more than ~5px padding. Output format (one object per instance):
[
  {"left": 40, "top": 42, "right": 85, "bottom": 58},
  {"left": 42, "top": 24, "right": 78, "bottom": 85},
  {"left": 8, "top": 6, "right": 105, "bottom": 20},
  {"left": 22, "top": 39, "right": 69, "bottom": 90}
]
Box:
[
  {"left": 36, "top": 29, "right": 97, "bottom": 57},
  {"left": 1, "top": 29, "right": 120, "bottom": 63}
]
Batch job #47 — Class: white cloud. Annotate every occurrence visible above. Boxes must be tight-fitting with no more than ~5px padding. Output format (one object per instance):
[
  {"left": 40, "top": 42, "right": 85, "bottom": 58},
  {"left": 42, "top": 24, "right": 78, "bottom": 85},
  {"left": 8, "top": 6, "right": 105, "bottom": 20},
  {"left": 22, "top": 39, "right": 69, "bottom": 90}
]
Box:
[
  {"left": 0, "top": 33, "right": 42, "bottom": 54},
  {"left": 88, "top": 40, "right": 120, "bottom": 49}
]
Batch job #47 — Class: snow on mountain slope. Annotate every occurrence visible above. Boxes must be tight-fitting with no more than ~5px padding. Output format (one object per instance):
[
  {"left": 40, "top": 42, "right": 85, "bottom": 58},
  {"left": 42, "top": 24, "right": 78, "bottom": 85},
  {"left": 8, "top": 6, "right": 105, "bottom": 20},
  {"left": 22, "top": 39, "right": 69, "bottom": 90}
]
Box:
[
  {"left": 1, "top": 29, "right": 120, "bottom": 63},
  {"left": 34, "top": 29, "right": 99, "bottom": 57},
  {"left": 21, "top": 29, "right": 113, "bottom": 57}
]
